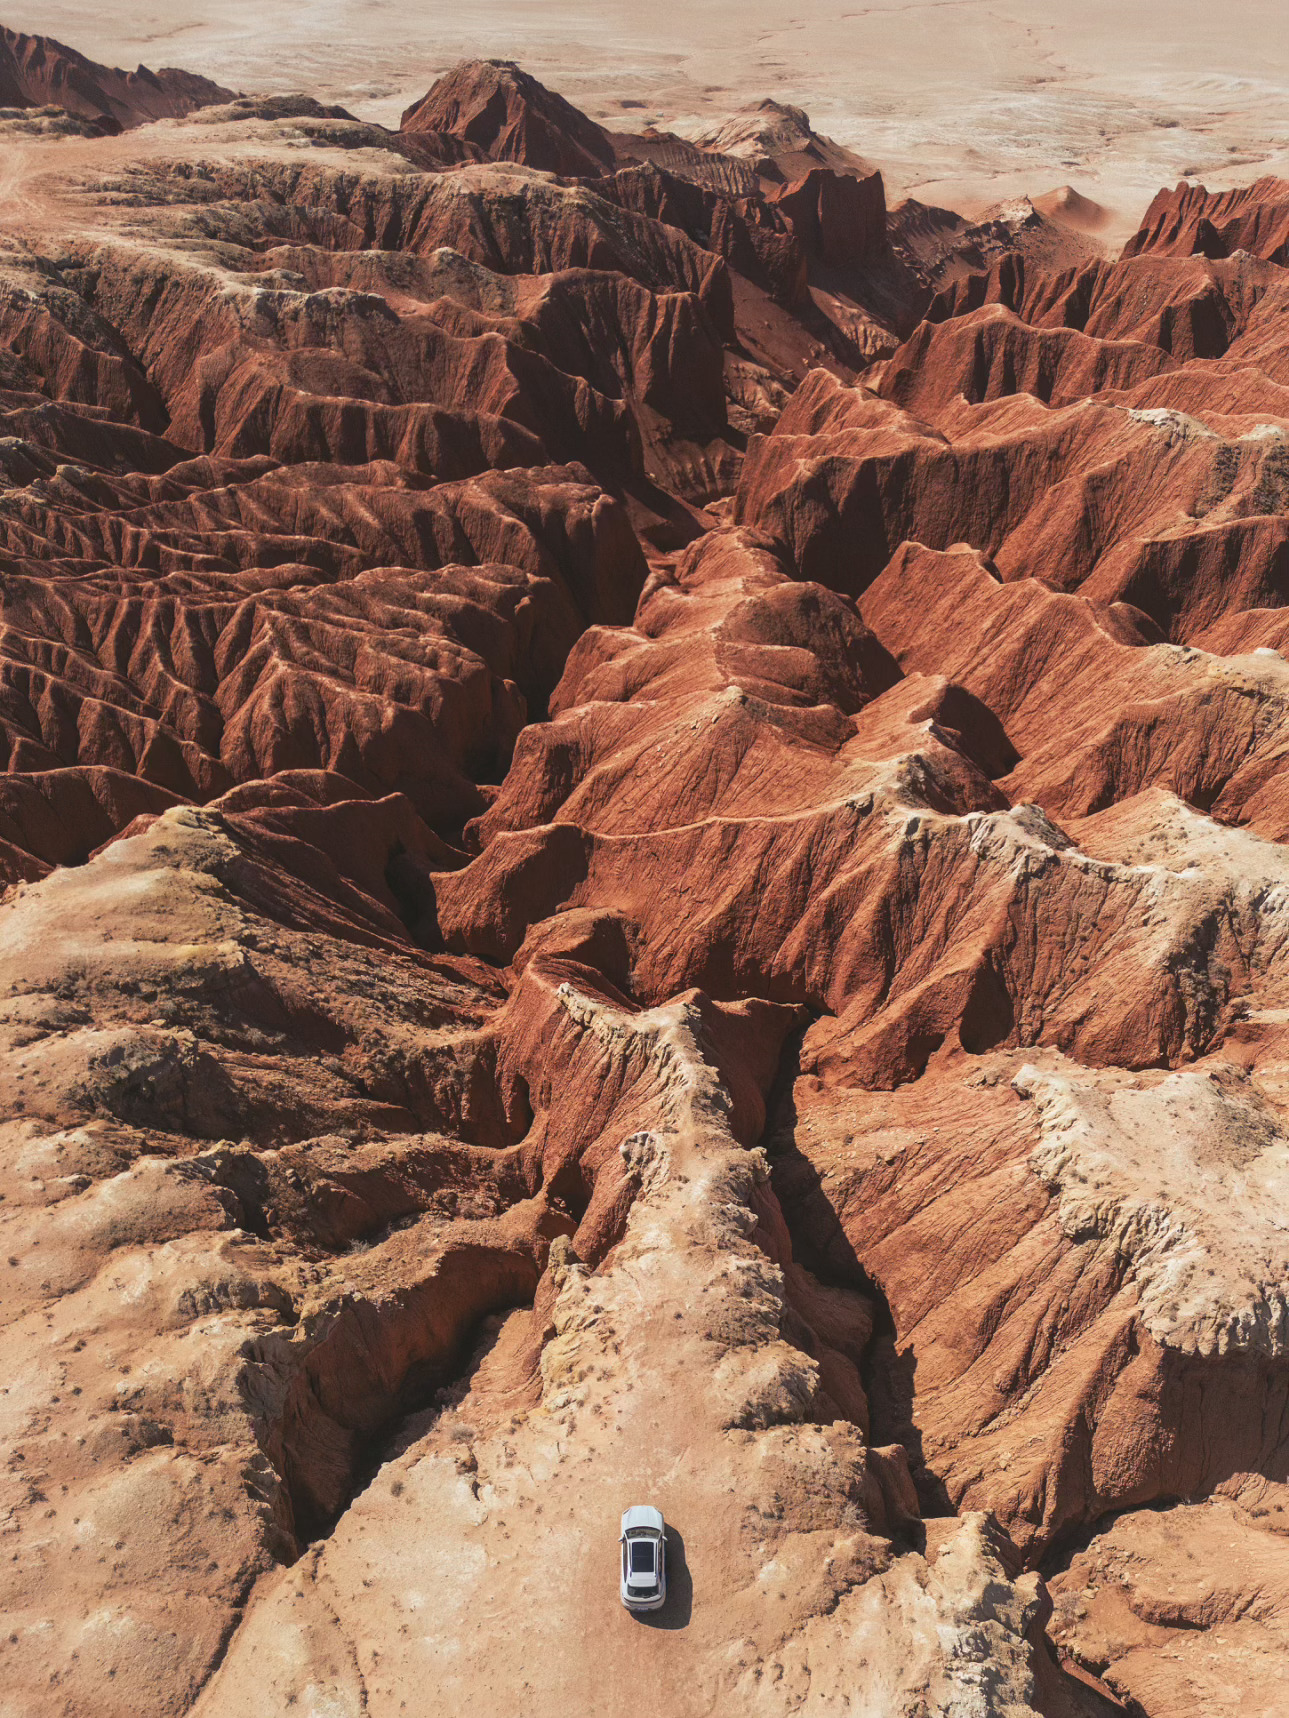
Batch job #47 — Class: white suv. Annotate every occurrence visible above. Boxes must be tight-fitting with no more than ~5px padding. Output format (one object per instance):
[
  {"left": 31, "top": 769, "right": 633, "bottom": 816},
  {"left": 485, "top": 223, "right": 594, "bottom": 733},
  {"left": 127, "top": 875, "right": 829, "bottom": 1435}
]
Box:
[{"left": 619, "top": 1506, "right": 667, "bottom": 1612}]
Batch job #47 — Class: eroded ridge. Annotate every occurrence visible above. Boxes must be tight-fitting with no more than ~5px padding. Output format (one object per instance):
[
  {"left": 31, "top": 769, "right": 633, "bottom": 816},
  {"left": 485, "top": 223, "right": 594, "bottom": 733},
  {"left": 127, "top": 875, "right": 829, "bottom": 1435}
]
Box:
[{"left": 3, "top": 33, "right": 1289, "bottom": 1718}]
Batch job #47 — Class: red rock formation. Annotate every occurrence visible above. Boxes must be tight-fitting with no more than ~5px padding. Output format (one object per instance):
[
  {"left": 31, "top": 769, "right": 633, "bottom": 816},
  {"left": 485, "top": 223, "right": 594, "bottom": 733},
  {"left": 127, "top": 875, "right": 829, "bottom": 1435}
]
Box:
[
  {"left": 773, "top": 166, "right": 889, "bottom": 269},
  {"left": 929, "top": 248, "right": 1284, "bottom": 362},
  {"left": 396, "top": 59, "right": 954, "bottom": 361},
  {"left": 591, "top": 161, "right": 807, "bottom": 306},
  {"left": 859, "top": 540, "right": 1289, "bottom": 831},
  {"left": 877, "top": 302, "right": 1177, "bottom": 414},
  {"left": 1125, "top": 174, "right": 1289, "bottom": 263},
  {"left": 0, "top": 459, "right": 644, "bottom": 865},
  {"left": 737, "top": 328, "right": 1289, "bottom": 624},
  {"left": 9, "top": 38, "right": 1289, "bottom": 1718},
  {"left": 400, "top": 58, "right": 617, "bottom": 178},
  {"left": 0, "top": 25, "right": 235, "bottom": 132}
]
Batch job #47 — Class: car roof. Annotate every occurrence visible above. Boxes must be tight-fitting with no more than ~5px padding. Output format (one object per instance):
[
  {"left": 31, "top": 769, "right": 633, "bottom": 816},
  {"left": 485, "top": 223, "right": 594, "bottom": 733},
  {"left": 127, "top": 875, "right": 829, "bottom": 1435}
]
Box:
[{"left": 620, "top": 1505, "right": 664, "bottom": 1533}]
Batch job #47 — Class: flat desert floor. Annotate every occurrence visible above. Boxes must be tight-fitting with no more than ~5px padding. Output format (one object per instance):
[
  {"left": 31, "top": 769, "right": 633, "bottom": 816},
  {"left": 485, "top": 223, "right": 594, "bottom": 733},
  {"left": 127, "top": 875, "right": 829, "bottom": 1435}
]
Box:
[{"left": 14, "top": 0, "right": 1289, "bottom": 239}]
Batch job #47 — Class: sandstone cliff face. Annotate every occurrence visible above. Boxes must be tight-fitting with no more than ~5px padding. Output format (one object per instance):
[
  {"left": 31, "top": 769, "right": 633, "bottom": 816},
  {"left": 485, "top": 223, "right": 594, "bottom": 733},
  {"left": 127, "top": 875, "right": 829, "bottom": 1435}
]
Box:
[
  {"left": 1123, "top": 176, "right": 1289, "bottom": 265},
  {"left": 3, "top": 37, "right": 1289, "bottom": 1718}
]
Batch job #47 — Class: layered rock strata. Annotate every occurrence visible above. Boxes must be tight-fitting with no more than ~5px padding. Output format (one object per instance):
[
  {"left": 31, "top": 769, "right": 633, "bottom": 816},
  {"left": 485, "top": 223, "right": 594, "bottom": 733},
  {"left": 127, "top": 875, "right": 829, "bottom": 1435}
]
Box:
[{"left": 3, "top": 34, "right": 1289, "bottom": 1718}]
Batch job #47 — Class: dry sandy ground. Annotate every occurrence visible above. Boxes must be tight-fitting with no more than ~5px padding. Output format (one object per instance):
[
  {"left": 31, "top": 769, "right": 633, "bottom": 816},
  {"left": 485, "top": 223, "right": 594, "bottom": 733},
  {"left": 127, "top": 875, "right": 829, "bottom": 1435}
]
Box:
[{"left": 12, "top": 0, "right": 1289, "bottom": 240}]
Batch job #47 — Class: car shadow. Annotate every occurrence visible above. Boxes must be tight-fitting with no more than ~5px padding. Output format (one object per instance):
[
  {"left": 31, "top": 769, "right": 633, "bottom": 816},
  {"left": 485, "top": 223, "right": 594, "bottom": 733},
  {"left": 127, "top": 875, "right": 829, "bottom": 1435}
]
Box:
[{"left": 633, "top": 1524, "right": 692, "bottom": 1629}]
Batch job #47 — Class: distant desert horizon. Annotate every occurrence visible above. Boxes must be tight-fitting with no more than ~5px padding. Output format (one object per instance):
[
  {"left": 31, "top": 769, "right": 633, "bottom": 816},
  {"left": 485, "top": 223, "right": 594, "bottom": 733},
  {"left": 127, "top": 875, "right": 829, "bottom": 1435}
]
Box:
[{"left": 12, "top": 0, "right": 1289, "bottom": 239}]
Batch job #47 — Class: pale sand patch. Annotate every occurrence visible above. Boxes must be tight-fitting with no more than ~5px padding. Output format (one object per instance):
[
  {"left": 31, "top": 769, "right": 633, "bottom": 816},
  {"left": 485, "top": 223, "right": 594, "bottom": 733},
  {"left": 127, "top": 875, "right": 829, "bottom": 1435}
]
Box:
[{"left": 12, "top": 0, "right": 1289, "bottom": 239}]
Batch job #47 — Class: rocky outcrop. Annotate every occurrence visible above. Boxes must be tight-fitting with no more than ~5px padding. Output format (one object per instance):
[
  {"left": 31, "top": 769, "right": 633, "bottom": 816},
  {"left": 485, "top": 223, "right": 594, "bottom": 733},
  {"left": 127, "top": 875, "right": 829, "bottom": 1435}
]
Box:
[
  {"left": 1124, "top": 174, "right": 1289, "bottom": 264},
  {"left": 1049, "top": 1492, "right": 1289, "bottom": 1715},
  {"left": 400, "top": 57, "right": 617, "bottom": 177},
  {"left": 738, "top": 310, "right": 1289, "bottom": 624},
  {"left": 10, "top": 34, "right": 1289, "bottom": 1718},
  {"left": 192, "top": 981, "right": 1068, "bottom": 1718},
  {"left": 0, "top": 25, "right": 234, "bottom": 132},
  {"left": 773, "top": 166, "right": 889, "bottom": 269},
  {"left": 395, "top": 60, "right": 980, "bottom": 357}
]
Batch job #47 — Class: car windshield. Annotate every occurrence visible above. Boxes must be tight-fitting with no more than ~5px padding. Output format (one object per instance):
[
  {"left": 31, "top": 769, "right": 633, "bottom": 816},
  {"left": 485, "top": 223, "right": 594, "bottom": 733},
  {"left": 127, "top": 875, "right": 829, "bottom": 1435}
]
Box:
[{"left": 629, "top": 1540, "right": 655, "bottom": 1574}]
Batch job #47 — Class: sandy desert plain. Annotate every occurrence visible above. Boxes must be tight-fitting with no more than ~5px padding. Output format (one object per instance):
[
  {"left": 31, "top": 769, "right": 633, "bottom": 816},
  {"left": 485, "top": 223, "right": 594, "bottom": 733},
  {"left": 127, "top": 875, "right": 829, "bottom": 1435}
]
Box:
[{"left": 4, "top": 4, "right": 1289, "bottom": 1718}]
